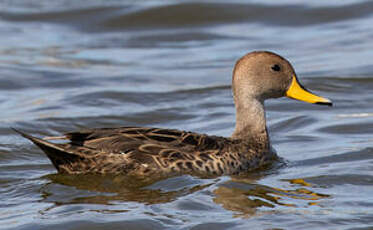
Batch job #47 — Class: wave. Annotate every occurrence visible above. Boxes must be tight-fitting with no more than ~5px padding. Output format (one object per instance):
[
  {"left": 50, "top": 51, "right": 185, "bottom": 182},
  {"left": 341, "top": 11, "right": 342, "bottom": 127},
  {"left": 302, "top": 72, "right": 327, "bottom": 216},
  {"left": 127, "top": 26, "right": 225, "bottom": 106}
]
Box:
[{"left": 1, "top": 2, "right": 373, "bottom": 32}]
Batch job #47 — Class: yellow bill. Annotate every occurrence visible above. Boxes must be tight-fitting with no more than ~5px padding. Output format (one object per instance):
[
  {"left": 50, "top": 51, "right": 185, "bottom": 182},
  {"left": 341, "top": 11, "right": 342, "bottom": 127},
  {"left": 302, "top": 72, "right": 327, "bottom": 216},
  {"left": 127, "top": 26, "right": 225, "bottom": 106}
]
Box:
[{"left": 286, "top": 75, "right": 332, "bottom": 106}]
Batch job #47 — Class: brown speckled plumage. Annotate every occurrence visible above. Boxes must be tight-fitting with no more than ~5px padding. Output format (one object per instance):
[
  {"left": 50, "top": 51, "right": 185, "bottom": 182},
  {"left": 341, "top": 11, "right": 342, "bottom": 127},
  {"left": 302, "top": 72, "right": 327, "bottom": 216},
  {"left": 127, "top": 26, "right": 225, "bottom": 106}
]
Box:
[
  {"left": 15, "top": 51, "right": 331, "bottom": 176},
  {"left": 14, "top": 127, "right": 276, "bottom": 175}
]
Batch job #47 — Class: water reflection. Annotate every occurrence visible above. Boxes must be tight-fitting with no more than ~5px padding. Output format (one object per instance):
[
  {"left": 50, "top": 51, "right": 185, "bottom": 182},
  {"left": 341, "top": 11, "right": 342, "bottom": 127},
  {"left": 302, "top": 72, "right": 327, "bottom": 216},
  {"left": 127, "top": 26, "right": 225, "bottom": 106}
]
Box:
[
  {"left": 213, "top": 178, "right": 329, "bottom": 218},
  {"left": 40, "top": 173, "right": 330, "bottom": 218}
]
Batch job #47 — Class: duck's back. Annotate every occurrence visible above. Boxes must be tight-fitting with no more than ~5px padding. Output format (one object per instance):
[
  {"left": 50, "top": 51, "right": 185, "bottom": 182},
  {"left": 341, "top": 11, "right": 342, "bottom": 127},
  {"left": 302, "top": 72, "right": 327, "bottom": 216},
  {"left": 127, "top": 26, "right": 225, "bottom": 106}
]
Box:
[{"left": 18, "top": 127, "right": 248, "bottom": 175}]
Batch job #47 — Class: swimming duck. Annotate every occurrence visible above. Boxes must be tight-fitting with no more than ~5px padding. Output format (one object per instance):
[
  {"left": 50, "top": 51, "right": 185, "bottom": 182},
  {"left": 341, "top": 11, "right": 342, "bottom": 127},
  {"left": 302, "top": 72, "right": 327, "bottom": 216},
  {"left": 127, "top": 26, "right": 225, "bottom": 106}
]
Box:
[{"left": 14, "top": 51, "right": 332, "bottom": 176}]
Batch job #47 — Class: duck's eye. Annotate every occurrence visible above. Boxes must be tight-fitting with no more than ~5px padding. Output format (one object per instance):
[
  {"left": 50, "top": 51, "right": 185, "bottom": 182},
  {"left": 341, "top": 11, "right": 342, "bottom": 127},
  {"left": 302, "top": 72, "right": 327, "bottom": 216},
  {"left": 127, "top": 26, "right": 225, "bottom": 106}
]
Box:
[{"left": 271, "top": 64, "right": 281, "bottom": 72}]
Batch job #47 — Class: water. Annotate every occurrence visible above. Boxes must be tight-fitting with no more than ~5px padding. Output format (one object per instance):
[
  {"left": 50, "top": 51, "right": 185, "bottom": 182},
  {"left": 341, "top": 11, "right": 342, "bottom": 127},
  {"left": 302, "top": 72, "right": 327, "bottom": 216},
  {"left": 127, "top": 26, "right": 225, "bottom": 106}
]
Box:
[{"left": 1, "top": 1, "right": 373, "bottom": 229}]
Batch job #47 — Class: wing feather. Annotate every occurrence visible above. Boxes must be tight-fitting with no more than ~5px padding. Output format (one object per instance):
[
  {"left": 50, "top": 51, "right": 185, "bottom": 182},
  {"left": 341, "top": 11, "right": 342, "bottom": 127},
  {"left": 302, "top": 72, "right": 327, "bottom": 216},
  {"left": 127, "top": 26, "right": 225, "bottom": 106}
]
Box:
[{"left": 63, "top": 126, "right": 228, "bottom": 157}]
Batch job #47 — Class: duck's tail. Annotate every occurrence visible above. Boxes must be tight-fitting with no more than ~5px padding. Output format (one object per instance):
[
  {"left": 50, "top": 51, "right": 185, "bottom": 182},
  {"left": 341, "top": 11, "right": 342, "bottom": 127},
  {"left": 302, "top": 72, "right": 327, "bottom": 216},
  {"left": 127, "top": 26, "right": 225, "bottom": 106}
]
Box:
[{"left": 12, "top": 128, "right": 79, "bottom": 173}]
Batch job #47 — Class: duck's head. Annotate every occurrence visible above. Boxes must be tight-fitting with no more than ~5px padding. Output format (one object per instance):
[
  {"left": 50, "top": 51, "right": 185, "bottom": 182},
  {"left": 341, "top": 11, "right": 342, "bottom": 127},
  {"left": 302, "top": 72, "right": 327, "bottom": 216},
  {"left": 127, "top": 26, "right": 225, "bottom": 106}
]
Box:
[{"left": 232, "top": 51, "right": 332, "bottom": 106}]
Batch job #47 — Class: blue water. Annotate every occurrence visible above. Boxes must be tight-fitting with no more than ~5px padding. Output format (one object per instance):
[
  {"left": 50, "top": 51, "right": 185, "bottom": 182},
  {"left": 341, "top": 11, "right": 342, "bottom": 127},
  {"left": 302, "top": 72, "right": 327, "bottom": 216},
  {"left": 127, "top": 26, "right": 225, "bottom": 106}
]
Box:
[{"left": 1, "top": 1, "right": 373, "bottom": 229}]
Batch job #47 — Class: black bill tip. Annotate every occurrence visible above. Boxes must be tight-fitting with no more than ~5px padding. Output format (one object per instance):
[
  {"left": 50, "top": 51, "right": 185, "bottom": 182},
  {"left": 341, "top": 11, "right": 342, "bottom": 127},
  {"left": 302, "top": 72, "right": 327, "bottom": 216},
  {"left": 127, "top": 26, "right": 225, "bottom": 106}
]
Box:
[{"left": 315, "top": 101, "right": 333, "bottom": 107}]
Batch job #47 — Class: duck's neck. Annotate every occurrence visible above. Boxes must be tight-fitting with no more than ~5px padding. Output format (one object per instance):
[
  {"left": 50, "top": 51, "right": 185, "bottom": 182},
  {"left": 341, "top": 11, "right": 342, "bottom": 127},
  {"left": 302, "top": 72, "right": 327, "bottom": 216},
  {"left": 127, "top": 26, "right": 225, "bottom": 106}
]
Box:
[{"left": 231, "top": 98, "right": 269, "bottom": 145}]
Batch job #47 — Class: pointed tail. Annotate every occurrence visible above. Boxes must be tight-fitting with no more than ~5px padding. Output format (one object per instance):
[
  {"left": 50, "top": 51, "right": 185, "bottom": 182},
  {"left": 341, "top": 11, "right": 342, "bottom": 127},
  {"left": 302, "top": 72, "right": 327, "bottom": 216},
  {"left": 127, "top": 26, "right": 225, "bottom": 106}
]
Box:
[{"left": 12, "top": 128, "right": 78, "bottom": 173}]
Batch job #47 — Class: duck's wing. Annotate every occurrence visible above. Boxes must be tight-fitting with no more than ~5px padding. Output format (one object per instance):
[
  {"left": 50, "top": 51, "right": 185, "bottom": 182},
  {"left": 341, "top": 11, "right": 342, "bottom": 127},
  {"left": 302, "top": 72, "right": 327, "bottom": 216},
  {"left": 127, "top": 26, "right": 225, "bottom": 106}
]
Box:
[{"left": 64, "top": 127, "right": 226, "bottom": 154}]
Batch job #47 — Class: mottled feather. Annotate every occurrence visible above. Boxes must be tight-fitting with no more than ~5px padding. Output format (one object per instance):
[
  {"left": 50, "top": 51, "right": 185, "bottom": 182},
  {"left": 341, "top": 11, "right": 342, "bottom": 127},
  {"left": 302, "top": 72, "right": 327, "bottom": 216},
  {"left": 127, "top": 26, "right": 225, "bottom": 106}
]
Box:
[{"left": 14, "top": 127, "right": 276, "bottom": 176}]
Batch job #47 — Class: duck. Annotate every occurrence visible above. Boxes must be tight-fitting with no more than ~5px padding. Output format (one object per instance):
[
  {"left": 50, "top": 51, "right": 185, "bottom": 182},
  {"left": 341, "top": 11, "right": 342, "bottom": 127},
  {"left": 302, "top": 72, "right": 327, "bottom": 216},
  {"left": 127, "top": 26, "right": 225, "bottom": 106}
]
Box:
[{"left": 14, "top": 51, "right": 332, "bottom": 176}]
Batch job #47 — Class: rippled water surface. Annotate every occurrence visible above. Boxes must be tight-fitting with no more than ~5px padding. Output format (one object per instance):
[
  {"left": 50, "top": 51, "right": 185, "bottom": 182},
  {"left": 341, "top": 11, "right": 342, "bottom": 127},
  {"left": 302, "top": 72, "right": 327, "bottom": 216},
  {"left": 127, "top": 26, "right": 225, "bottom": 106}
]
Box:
[{"left": 1, "top": 1, "right": 373, "bottom": 229}]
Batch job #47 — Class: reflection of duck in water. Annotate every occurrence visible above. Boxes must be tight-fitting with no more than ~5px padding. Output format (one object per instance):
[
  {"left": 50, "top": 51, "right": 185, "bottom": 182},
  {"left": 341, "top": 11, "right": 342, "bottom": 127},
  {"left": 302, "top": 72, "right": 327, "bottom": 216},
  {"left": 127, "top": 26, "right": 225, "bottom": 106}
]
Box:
[
  {"left": 213, "top": 178, "right": 330, "bottom": 218},
  {"left": 15, "top": 51, "right": 332, "bottom": 176},
  {"left": 43, "top": 174, "right": 329, "bottom": 214}
]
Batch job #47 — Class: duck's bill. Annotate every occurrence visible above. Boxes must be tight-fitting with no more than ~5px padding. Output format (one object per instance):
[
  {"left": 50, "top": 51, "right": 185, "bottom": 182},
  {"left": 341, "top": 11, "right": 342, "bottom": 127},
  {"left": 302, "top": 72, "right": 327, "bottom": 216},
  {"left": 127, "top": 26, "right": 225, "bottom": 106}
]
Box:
[{"left": 286, "top": 75, "right": 332, "bottom": 106}]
